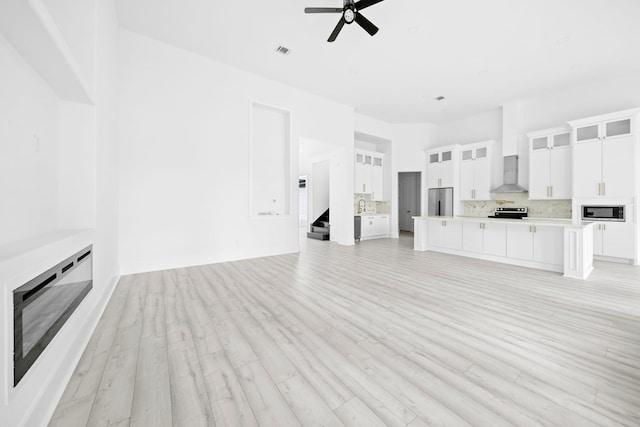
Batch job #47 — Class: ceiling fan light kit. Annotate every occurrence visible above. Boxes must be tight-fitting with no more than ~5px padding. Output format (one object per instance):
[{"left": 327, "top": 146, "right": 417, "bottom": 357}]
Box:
[{"left": 304, "top": 0, "right": 385, "bottom": 42}]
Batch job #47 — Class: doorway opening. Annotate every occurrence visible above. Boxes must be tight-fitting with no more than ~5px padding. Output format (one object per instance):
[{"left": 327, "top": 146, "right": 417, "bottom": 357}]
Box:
[
  {"left": 398, "top": 172, "right": 421, "bottom": 233},
  {"left": 299, "top": 138, "right": 339, "bottom": 247}
]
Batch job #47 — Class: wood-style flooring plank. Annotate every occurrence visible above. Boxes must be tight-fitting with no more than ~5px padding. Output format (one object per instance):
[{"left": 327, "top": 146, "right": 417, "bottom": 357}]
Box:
[
  {"left": 84, "top": 273, "right": 147, "bottom": 427},
  {"left": 51, "top": 234, "right": 640, "bottom": 427}
]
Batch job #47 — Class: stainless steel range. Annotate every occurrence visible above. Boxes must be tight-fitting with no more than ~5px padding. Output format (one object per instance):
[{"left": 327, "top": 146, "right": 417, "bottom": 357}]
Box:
[{"left": 487, "top": 207, "right": 528, "bottom": 219}]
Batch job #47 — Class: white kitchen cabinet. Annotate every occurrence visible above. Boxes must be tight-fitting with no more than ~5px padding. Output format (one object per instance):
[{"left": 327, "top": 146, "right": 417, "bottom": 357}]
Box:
[
  {"left": 462, "top": 221, "right": 483, "bottom": 253},
  {"left": 569, "top": 110, "right": 639, "bottom": 199},
  {"left": 572, "top": 136, "right": 635, "bottom": 198},
  {"left": 427, "top": 219, "right": 444, "bottom": 247},
  {"left": 355, "top": 151, "right": 385, "bottom": 199},
  {"left": 459, "top": 141, "right": 493, "bottom": 200},
  {"left": 361, "top": 215, "right": 390, "bottom": 240},
  {"left": 592, "top": 222, "right": 635, "bottom": 259},
  {"left": 506, "top": 224, "right": 534, "bottom": 260},
  {"left": 354, "top": 152, "right": 371, "bottom": 193},
  {"left": 483, "top": 222, "right": 508, "bottom": 257},
  {"left": 533, "top": 226, "right": 564, "bottom": 265},
  {"left": 427, "top": 146, "right": 457, "bottom": 188},
  {"left": 527, "top": 127, "right": 572, "bottom": 200},
  {"left": 462, "top": 221, "right": 506, "bottom": 256},
  {"left": 427, "top": 219, "right": 462, "bottom": 250},
  {"left": 506, "top": 223, "right": 563, "bottom": 265},
  {"left": 371, "top": 157, "right": 384, "bottom": 201}
]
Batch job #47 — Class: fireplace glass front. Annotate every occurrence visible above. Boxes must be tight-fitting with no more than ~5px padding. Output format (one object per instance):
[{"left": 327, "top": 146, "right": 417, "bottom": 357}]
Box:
[{"left": 13, "top": 245, "right": 92, "bottom": 386}]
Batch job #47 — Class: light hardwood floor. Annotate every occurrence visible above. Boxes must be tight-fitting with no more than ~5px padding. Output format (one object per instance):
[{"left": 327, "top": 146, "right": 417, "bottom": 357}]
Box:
[{"left": 50, "top": 234, "right": 640, "bottom": 426}]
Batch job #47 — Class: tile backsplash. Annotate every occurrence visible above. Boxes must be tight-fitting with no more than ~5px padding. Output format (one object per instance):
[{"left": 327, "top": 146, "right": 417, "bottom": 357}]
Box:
[
  {"left": 464, "top": 193, "right": 572, "bottom": 218},
  {"left": 354, "top": 195, "right": 389, "bottom": 215}
]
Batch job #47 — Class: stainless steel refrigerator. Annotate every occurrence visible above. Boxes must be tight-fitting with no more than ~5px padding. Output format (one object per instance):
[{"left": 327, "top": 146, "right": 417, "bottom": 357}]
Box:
[{"left": 428, "top": 187, "right": 454, "bottom": 216}]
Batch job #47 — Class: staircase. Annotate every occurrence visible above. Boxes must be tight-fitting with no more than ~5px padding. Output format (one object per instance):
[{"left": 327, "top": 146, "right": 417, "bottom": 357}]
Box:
[{"left": 307, "top": 209, "right": 330, "bottom": 241}]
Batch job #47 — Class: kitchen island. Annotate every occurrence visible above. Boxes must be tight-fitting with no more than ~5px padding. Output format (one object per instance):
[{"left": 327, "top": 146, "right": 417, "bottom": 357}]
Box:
[{"left": 413, "top": 216, "right": 595, "bottom": 279}]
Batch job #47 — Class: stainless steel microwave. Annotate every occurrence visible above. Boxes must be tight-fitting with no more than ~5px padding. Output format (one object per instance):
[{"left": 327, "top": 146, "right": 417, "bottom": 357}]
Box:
[{"left": 581, "top": 205, "right": 625, "bottom": 221}]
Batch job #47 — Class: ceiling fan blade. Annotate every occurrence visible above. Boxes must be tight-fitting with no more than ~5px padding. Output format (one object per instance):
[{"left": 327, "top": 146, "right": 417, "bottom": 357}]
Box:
[
  {"left": 305, "top": 7, "right": 343, "bottom": 13},
  {"left": 354, "top": 0, "right": 384, "bottom": 11},
  {"left": 355, "top": 13, "right": 379, "bottom": 36},
  {"left": 328, "top": 18, "right": 346, "bottom": 42}
]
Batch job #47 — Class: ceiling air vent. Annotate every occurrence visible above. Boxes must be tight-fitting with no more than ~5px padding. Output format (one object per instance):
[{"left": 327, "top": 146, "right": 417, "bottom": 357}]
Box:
[{"left": 275, "top": 46, "right": 291, "bottom": 56}]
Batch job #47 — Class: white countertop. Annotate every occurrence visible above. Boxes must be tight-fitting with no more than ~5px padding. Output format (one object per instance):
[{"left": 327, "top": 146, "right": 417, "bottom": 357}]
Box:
[
  {"left": 413, "top": 215, "right": 595, "bottom": 228},
  {"left": 355, "top": 213, "right": 390, "bottom": 217}
]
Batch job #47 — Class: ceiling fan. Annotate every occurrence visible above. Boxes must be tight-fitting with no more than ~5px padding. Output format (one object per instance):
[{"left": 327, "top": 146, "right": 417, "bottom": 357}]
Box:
[{"left": 305, "top": 0, "right": 385, "bottom": 42}]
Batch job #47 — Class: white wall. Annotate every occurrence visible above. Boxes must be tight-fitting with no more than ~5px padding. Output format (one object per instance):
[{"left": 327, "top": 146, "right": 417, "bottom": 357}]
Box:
[
  {"left": 118, "top": 30, "right": 355, "bottom": 274},
  {"left": 58, "top": 101, "right": 96, "bottom": 229},
  {"left": 92, "top": 0, "right": 120, "bottom": 317},
  {"left": 436, "top": 108, "right": 502, "bottom": 147},
  {"left": 0, "top": 1, "right": 120, "bottom": 426},
  {"left": 0, "top": 34, "right": 59, "bottom": 246},
  {"left": 45, "top": 0, "right": 96, "bottom": 92}
]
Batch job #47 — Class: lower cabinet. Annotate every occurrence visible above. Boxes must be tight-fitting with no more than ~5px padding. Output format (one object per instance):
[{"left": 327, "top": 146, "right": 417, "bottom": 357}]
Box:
[
  {"left": 428, "top": 219, "right": 462, "bottom": 250},
  {"left": 593, "top": 222, "right": 635, "bottom": 259},
  {"left": 361, "top": 215, "right": 389, "bottom": 239},
  {"left": 506, "top": 224, "right": 564, "bottom": 265},
  {"left": 462, "top": 222, "right": 506, "bottom": 256}
]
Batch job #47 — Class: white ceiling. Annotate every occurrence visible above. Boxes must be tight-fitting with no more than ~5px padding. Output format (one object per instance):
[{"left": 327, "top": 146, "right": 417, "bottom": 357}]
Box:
[{"left": 115, "top": 0, "right": 640, "bottom": 124}]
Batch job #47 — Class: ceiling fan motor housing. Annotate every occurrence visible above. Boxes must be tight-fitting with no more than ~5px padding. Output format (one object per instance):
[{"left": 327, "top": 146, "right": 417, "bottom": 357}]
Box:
[{"left": 343, "top": 7, "right": 355, "bottom": 24}]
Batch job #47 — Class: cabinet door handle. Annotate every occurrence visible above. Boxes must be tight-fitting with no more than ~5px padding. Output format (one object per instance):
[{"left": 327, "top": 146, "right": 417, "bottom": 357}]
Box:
[
  {"left": 550, "top": 186, "right": 553, "bottom": 198},
  {"left": 602, "top": 182, "right": 605, "bottom": 196},
  {"left": 597, "top": 183, "right": 601, "bottom": 195},
  {"left": 529, "top": 226, "right": 532, "bottom": 232},
  {"left": 603, "top": 224, "right": 606, "bottom": 231}
]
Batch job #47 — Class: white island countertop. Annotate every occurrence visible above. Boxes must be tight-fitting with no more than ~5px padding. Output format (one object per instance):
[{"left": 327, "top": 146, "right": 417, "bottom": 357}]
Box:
[{"left": 413, "top": 215, "right": 595, "bottom": 229}]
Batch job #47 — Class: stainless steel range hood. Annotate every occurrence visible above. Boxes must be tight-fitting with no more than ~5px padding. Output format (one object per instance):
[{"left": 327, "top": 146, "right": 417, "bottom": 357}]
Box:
[
  {"left": 492, "top": 102, "right": 528, "bottom": 193},
  {"left": 492, "top": 155, "right": 528, "bottom": 193}
]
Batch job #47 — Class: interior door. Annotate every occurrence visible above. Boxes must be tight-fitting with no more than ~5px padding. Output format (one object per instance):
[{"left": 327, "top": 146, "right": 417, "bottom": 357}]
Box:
[{"left": 399, "top": 172, "right": 420, "bottom": 232}]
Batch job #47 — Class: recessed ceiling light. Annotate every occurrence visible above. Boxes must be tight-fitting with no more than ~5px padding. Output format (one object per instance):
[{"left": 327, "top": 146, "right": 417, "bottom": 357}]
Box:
[
  {"left": 408, "top": 26, "right": 419, "bottom": 34},
  {"left": 275, "top": 45, "right": 291, "bottom": 56},
  {"left": 434, "top": 96, "right": 446, "bottom": 101}
]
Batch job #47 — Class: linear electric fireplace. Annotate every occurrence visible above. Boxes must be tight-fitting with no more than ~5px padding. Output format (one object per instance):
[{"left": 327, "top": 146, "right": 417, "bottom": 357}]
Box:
[{"left": 13, "top": 245, "right": 93, "bottom": 386}]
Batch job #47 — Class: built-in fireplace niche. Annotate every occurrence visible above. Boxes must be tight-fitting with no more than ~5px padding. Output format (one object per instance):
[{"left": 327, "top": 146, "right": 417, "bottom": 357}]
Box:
[{"left": 13, "top": 245, "right": 93, "bottom": 386}]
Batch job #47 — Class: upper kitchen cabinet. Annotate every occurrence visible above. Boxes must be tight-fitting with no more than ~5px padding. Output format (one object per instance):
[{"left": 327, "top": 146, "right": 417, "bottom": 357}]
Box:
[
  {"left": 459, "top": 141, "right": 493, "bottom": 201},
  {"left": 0, "top": 0, "right": 95, "bottom": 103},
  {"left": 426, "top": 145, "right": 459, "bottom": 189},
  {"left": 569, "top": 109, "right": 640, "bottom": 199},
  {"left": 527, "top": 126, "right": 572, "bottom": 200},
  {"left": 355, "top": 150, "right": 385, "bottom": 200}
]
